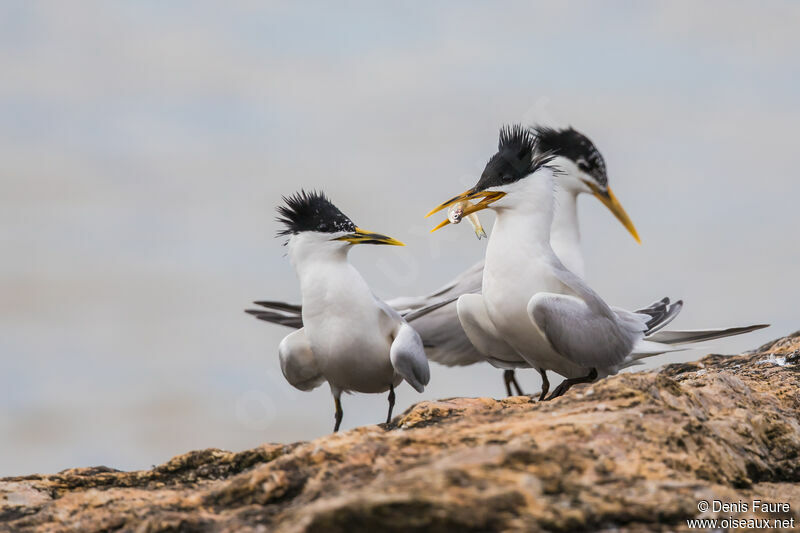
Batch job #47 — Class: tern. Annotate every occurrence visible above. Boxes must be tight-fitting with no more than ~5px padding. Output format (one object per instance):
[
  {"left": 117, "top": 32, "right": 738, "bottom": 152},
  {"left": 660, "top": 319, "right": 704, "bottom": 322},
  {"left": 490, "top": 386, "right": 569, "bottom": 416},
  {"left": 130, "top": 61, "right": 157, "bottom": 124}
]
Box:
[
  {"left": 425, "top": 124, "right": 767, "bottom": 399},
  {"left": 263, "top": 190, "right": 430, "bottom": 432},
  {"left": 422, "top": 125, "right": 640, "bottom": 395},
  {"left": 248, "top": 126, "right": 765, "bottom": 397},
  {"left": 247, "top": 126, "right": 641, "bottom": 395}
]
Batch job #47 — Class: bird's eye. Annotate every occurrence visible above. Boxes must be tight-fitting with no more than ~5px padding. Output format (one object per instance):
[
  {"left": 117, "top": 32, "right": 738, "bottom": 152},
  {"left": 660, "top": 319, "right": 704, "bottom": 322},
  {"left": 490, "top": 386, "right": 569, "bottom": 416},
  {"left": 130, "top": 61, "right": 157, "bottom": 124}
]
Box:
[
  {"left": 502, "top": 174, "right": 514, "bottom": 183},
  {"left": 577, "top": 161, "right": 590, "bottom": 172}
]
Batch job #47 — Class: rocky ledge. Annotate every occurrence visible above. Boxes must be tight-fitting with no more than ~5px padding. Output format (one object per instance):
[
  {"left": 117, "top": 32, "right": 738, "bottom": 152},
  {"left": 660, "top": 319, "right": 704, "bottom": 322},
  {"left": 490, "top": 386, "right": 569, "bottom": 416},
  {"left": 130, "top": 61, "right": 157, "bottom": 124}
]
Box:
[{"left": 2, "top": 333, "right": 800, "bottom": 532}]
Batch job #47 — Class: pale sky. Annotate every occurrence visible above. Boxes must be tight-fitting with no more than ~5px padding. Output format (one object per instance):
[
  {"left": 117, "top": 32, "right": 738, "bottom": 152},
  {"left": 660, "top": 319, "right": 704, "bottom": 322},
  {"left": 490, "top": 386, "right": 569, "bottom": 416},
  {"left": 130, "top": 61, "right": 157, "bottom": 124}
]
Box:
[{"left": 1, "top": 1, "right": 798, "bottom": 476}]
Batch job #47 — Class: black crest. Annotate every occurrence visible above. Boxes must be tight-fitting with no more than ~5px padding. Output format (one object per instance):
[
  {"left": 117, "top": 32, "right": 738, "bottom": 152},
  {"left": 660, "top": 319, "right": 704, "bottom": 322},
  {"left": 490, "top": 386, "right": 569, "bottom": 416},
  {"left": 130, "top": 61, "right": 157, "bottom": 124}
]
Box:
[
  {"left": 534, "top": 126, "right": 608, "bottom": 188},
  {"left": 276, "top": 190, "right": 356, "bottom": 237},
  {"left": 474, "top": 124, "right": 553, "bottom": 191}
]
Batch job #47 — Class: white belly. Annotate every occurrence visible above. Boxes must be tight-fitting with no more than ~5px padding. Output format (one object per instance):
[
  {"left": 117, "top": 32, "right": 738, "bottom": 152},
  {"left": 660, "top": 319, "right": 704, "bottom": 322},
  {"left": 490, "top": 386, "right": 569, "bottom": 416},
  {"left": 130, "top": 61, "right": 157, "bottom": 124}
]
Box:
[
  {"left": 300, "top": 266, "right": 399, "bottom": 393},
  {"left": 482, "top": 234, "right": 586, "bottom": 377},
  {"left": 306, "top": 312, "right": 397, "bottom": 393}
]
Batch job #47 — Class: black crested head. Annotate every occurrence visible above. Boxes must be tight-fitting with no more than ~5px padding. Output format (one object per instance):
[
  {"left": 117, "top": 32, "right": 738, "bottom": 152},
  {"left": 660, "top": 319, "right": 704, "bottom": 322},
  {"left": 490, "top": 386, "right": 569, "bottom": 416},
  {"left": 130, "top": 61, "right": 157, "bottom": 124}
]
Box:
[
  {"left": 533, "top": 126, "right": 608, "bottom": 188},
  {"left": 276, "top": 190, "right": 356, "bottom": 237},
  {"left": 474, "top": 124, "right": 553, "bottom": 191}
]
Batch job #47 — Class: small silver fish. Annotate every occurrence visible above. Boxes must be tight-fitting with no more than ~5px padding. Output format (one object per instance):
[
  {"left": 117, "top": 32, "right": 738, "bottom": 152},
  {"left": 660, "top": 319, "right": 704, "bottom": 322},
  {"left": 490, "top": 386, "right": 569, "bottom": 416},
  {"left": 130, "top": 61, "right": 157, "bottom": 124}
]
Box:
[
  {"left": 447, "top": 202, "right": 465, "bottom": 224},
  {"left": 447, "top": 201, "right": 487, "bottom": 240}
]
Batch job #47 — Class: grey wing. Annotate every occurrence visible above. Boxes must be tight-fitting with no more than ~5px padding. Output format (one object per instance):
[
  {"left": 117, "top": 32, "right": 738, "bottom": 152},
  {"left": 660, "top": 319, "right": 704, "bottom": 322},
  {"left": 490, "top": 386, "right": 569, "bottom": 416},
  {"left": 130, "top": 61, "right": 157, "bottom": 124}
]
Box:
[
  {"left": 278, "top": 328, "right": 325, "bottom": 391},
  {"left": 387, "top": 261, "right": 485, "bottom": 366},
  {"left": 408, "top": 299, "right": 487, "bottom": 366},
  {"left": 527, "top": 293, "right": 645, "bottom": 368},
  {"left": 389, "top": 323, "right": 430, "bottom": 393},
  {"left": 387, "top": 260, "right": 483, "bottom": 312}
]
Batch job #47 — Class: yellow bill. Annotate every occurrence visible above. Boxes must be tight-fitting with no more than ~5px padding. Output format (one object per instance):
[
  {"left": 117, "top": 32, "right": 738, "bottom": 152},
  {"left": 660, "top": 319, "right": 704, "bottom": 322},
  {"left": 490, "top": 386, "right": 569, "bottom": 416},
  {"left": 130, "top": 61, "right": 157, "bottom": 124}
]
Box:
[
  {"left": 425, "top": 189, "right": 506, "bottom": 233},
  {"left": 587, "top": 183, "right": 641, "bottom": 244},
  {"left": 335, "top": 227, "right": 405, "bottom": 246}
]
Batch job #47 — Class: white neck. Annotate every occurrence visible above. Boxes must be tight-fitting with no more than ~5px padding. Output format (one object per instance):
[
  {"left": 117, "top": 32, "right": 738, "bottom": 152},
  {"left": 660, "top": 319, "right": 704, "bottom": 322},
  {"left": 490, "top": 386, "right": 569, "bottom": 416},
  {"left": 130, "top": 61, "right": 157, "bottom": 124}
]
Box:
[
  {"left": 552, "top": 185, "right": 579, "bottom": 245},
  {"left": 504, "top": 168, "right": 557, "bottom": 237},
  {"left": 550, "top": 186, "right": 584, "bottom": 277},
  {"left": 288, "top": 239, "right": 348, "bottom": 272},
  {"left": 286, "top": 234, "right": 368, "bottom": 310},
  {"left": 485, "top": 169, "right": 559, "bottom": 271}
]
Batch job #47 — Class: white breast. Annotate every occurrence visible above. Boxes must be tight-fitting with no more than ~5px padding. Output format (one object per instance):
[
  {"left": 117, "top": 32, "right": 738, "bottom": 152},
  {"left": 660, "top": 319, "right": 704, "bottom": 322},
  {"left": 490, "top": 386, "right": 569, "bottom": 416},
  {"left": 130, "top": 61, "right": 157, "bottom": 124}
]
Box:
[
  {"left": 299, "top": 261, "right": 398, "bottom": 393},
  {"left": 481, "top": 201, "right": 585, "bottom": 376}
]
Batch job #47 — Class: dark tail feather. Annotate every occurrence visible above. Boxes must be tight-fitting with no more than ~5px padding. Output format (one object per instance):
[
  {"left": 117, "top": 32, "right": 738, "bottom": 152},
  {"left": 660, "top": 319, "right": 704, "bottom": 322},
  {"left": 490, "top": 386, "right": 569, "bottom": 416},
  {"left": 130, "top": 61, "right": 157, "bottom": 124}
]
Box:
[
  {"left": 253, "top": 300, "right": 302, "bottom": 314},
  {"left": 637, "top": 297, "right": 683, "bottom": 335},
  {"left": 245, "top": 309, "right": 303, "bottom": 329},
  {"left": 635, "top": 297, "right": 669, "bottom": 320}
]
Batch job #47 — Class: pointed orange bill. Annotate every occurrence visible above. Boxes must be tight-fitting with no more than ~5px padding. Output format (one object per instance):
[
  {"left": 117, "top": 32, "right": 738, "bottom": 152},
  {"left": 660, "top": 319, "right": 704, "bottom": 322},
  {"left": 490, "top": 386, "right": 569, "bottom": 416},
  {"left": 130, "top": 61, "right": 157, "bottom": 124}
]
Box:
[
  {"left": 425, "top": 189, "right": 506, "bottom": 233},
  {"left": 587, "top": 183, "right": 641, "bottom": 244}
]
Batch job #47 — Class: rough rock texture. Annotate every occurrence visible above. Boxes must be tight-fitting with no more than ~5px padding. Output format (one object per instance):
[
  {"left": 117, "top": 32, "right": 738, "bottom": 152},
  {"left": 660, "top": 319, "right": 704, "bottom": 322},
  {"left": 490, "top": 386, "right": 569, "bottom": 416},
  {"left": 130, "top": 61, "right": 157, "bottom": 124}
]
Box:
[{"left": 3, "top": 333, "right": 800, "bottom": 532}]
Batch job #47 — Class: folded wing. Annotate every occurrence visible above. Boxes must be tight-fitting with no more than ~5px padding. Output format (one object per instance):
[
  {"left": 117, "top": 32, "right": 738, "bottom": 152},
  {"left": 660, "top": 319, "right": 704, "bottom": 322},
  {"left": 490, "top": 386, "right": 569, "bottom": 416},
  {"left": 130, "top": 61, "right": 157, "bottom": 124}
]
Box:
[
  {"left": 278, "top": 328, "right": 325, "bottom": 391},
  {"left": 389, "top": 323, "right": 431, "bottom": 393},
  {"left": 527, "top": 293, "right": 643, "bottom": 368}
]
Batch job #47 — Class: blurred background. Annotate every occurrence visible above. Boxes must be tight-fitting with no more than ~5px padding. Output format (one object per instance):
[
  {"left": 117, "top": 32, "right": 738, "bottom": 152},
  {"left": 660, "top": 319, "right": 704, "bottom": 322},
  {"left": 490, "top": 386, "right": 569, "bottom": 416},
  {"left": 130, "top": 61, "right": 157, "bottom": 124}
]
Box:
[{"left": 2, "top": 1, "right": 799, "bottom": 477}]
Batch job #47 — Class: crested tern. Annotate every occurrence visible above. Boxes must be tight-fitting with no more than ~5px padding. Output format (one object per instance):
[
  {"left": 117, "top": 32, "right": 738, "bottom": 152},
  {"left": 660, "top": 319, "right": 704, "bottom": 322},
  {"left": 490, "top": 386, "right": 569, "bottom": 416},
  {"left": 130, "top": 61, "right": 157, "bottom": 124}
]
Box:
[
  {"left": 426, "top": 124, "right": 768, "bottom": 399},
  {"left": 247, "top": 126, "right": 764, "bottom": 398},
  {"left": 264, "top": 190, "right": 430, "bottom": 432},
  {"left": 248, "top": 126, "right": 645, "bottom": 396}
]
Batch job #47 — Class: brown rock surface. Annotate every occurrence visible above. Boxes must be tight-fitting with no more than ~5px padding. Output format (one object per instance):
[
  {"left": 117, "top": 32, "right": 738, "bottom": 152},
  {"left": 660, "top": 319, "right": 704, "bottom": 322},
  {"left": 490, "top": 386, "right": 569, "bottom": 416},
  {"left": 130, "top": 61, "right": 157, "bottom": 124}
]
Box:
[{"left": 2, "top": 333, "right": 800, "bottom": 532}]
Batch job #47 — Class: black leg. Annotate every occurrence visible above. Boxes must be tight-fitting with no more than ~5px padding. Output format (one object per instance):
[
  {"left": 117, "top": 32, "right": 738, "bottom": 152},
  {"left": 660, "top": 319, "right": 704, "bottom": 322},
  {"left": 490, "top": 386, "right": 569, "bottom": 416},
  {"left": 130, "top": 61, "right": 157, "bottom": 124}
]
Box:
[
  {"left": 545, "top": 368, "right": 598, "bottom": 401},
  {"left": 503, "top": 369, "right": 514, "bottom": 397},
  {"left": 537, "top": 368, "right": 550, "bottom": 402},
  {"left": 333, "top": 396, "right": 343, "bottom": 432},
  {"left": 510, "top": 371, "right": 525, "bottom": 396},
  {"left": 386, "top": 384, "right": 395, "bottom": 424},
  {"left": 504, "top": 370, "right": 526, "bottom": 396}
]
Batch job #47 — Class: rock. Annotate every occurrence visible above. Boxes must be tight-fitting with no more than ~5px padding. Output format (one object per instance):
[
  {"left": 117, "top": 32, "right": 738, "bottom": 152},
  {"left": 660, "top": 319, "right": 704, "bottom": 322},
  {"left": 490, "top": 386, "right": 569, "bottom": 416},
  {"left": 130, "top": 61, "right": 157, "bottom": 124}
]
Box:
[{"left": 2, "top": 333, "right": 800, "bottom": 532}]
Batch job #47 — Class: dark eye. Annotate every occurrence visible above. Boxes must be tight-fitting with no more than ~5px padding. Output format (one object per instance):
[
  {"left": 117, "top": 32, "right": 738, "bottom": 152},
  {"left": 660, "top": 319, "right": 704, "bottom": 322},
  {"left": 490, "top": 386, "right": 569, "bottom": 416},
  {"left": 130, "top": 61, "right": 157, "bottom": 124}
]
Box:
[
  {"left": 502, "top": 174, "right": 514, "bottom": 183},
  {"left": 577, "top": 161, "right": 590, "bottom": 172}
]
